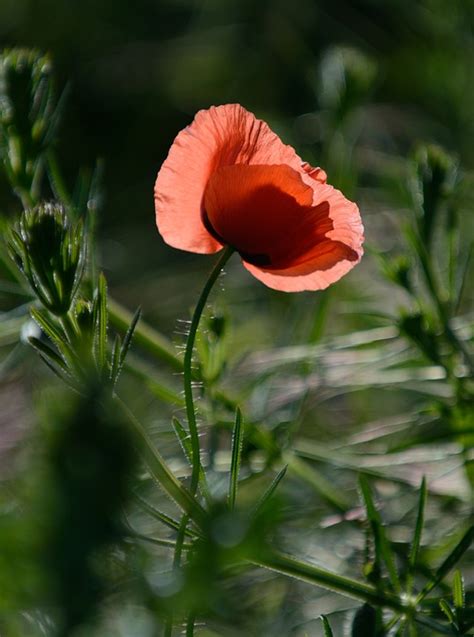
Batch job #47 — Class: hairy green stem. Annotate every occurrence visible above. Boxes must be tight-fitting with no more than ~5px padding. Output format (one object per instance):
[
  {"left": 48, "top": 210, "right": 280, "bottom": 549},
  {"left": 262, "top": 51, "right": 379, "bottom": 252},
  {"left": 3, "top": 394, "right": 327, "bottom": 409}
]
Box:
[
  {"left": 184, "top": 246, "right": 234, "bottom": 496},
  {"left": 165, "top": 247, "right": 233, "bottom": 637}
]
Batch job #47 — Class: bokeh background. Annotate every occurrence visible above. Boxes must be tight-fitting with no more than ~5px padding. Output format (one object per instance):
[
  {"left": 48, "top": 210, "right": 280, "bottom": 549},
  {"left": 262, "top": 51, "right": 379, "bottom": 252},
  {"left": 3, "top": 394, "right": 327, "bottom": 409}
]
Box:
[{"left": 0, "top": 1, "right": 473, "bottom": 636}]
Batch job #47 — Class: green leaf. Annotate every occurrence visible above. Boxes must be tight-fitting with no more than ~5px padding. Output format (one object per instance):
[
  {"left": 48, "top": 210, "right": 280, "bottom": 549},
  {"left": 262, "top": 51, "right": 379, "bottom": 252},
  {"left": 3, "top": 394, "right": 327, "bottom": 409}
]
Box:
[
  {"left": 30, "top": 306, "right": 75, "bottom": 365},
  {"left": 418, "top": 525, "right": 473, "bottom": 601},
  {"left": 407, "top": 477, "right": 427, "bottom": 593},
  {"left": 452, "top": 570, "right": 464, "bottom": 610},
  {"left": 439, "top": 599, "right": 456, "bottom": 625},
  {"left": 133, "top": 493, "right": 199, "bottom": 538},
  {"left": 359, "top": 476, "right": 401, "bottom": 592},
  {"left": 228, "top": 407, "right": 243, "bottom": 510},
  {"left": 252, "top": 465, "right": 287, "bottom": 518},
  {"left": 93, "top": 272, "right": 108, "bottom": 374},
  {"left": 117, "top": 306, "right": 141, "bottom": 373},
  {"left": 28, "top": 335, "right": 67, "bottom": 371},
  {"left": 320, "top": 615, "right": 334, "bottom": 637},
  {"left": 38, "top": 353, "right": 79, "bottom": 391},
  {"left": 110, "top": 334, "right": 121, "bottom": 385}
]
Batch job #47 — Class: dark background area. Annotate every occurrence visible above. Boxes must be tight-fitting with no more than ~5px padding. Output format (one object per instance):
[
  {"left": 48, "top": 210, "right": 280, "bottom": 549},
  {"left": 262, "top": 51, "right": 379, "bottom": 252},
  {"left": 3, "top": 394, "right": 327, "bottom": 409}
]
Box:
[{"left": 1, "top": 0, "right": 473, "bottom": 270}]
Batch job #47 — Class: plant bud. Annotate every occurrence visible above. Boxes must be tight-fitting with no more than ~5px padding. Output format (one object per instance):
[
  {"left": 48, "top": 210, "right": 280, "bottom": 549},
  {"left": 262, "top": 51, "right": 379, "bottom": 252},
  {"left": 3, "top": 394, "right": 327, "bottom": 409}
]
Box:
[{"left": 9, "top": 203, "right": 86, "bottom": 315}]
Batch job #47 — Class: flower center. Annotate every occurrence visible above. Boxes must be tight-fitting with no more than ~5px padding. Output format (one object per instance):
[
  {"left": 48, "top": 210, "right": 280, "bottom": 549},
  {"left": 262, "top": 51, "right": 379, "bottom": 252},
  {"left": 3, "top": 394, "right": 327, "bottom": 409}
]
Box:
[{"left": 203, "top": 164, "right": 334, "bottom": 269}]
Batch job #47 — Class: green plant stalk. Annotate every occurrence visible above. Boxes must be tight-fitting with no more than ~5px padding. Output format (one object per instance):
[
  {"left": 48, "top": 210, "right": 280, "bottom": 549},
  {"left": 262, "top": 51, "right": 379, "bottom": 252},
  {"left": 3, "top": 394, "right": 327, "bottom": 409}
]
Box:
[
  {"left": 416, "top": 236, "right": 473, "bottom": 375},
  {"left": 183, "top": 246, "right": 234, "bottom": 496},
  {"left": 165, "top": 247, "right": 233, "bottom": 637}
]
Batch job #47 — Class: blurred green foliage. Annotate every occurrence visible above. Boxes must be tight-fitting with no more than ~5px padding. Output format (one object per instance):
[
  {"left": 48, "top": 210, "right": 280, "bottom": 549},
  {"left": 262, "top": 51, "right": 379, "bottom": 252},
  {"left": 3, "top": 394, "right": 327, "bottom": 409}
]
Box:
[{"left": 0, "top": 2, "right": 473, "bottom": 636}]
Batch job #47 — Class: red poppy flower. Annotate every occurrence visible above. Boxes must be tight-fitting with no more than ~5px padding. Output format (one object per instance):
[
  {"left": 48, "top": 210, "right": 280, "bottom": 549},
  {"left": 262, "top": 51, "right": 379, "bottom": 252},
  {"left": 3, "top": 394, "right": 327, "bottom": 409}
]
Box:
[{"left": 154, "top": 104, "right": 363, "bottom": 292}]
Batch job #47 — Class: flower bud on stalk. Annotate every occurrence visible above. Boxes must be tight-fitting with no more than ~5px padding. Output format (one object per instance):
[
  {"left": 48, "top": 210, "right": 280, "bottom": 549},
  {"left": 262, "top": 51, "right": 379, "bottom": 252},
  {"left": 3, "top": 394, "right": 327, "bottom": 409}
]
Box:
[
  {"left": 8, "top": 203, "right": 86, "bottom": 316},
  {"left": 410, "top": 144, "right": 458, "bottom": 245},
  {"left": 0, "top": 48, "right": 56, "bottom": 200}
]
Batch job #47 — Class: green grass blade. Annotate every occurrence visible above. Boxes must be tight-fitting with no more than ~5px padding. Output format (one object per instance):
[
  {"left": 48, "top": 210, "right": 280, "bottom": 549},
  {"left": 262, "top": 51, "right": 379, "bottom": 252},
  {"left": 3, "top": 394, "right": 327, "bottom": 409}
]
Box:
[
  {"left": 407, "top": 477, "right": 427, "bottom": 593},
  {"left": 320, "top": 615, "right": 334, "bottom": 637},
  {"left": 418, "top": 525, "right": 473, "bottom": 601},
  {"left": 359, "top": 476, "right": 401, "bottom": 593},
  {"left": 228, "top": 407, "right": 243, "bottom": 510},
  {"left": 252, "top": 465, "right": 287, "bottom": 518}
]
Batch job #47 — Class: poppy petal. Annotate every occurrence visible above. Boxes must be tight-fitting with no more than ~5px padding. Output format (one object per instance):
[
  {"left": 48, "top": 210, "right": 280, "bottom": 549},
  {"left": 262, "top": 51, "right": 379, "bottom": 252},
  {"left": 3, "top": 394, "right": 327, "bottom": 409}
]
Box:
[
  {"left": 203, "top": 164, "right": 320, "bottom": 265},
  {"left": 154, "top": 104, "right": 312, "bottom": 254},
  {"left": 241, "top": 184, "right": 364, "bottom": 292}
]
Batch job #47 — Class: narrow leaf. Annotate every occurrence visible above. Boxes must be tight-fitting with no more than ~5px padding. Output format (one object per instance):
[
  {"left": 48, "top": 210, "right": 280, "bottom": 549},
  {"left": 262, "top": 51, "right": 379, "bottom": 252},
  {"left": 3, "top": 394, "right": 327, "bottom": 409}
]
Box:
[
  {"left": 118, "top": 306, "right": 141, "bottom": 369},
  {"left": 438, "top": 599, "right": 455, "bottom": 625},
  {"left": 39, "top": 354, "right": 79, "bottom": 392},
  {"left": 418, "top": 525, "right": 473, "bottom": 600},
  {"left": 129, "top": 532, "right": 192, "bottom": 551},
  {"left": 407, "top": 477, "right": 427, "bottom": 593},
  {"left": 320, "top": 615, "right": 334, "bottom": 637},
  {"left": 452, "top": 570, "right": 464, "bottom": 610},
  {"left": 110, "top": 334, "right": 121, "bottom": 385},
  {"left": 30, "top": 307, "right": 75, "bottom": 365},
  {"left": 94, "top": 272, "right": 108, "bottom": 374},
  {"left": 359, "top": 476, "right": 401, "bottom": 592},
  {"left": 133, "top": 493, "right": 198, "bottom": 538},
  {"left": 228, "top": 407, "right": 243, "bottom": 510},
  {"left": 252, "top": 465, "right": 287, "bottom": 518},
  {"left": 28, "top": 335, "right": 68, "bottom": 372}
]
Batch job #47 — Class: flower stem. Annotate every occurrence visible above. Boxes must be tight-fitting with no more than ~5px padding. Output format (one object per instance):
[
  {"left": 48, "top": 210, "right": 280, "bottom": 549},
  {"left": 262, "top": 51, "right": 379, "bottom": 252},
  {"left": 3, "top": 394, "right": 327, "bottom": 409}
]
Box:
[
  {"left": 184, "top": 246, "right": 234, "bottom": 496},
  {"left": 164, "top": 247, "right": 233, "bottom": 637}
]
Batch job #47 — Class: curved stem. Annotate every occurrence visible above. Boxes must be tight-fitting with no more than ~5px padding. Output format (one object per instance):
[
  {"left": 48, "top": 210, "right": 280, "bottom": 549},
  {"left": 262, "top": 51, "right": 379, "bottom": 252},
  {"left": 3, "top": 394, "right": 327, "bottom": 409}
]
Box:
[
  {"left": 184, "top": 246, "right": 234, "bottom": 496},
  {"left": 164, "top": 247, "right": 233, "bottom": 637}
]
